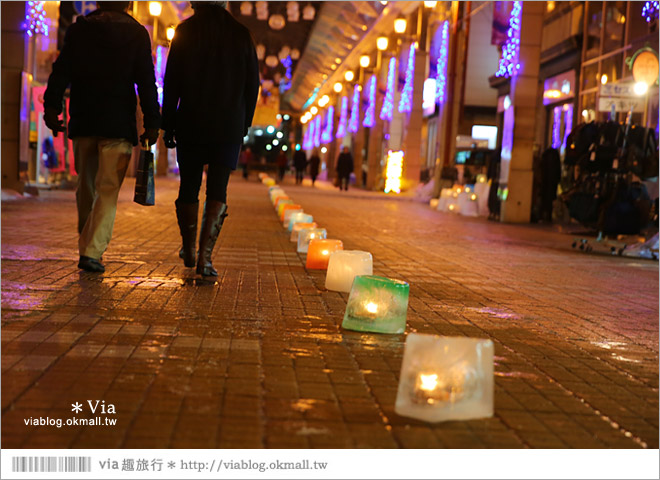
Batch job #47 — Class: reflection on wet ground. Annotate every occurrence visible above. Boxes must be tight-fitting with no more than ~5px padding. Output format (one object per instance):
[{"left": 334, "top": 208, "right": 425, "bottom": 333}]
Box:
[{"left": 1, "top": 177, "right": 658, "bottom": 449}]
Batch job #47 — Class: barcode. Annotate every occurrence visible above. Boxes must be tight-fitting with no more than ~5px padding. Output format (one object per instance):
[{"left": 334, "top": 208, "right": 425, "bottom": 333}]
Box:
[{"left": 11, "top": 456, "right": 91, "bottom": 473}]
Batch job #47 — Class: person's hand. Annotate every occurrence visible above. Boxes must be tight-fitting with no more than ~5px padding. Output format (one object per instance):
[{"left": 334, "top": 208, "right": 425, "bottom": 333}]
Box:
[
  {"left": 140, "top": 127, "right": 159, "bottom": 147},
  {"left": 163, "top": 130, "right": 176, "bottom": 149},
  {"left": 43, "top": 107, "right": 65, "bottom": 137}
]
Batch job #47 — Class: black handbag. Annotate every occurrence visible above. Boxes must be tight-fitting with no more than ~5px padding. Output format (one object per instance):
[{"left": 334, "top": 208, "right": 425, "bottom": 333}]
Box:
[{"left": 134, "top": 144, "right": 155, "bottom": 206}]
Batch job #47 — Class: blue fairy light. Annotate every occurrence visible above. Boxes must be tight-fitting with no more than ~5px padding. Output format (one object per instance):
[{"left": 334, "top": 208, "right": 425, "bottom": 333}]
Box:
[
  {"left": 380, "top": 57, "right": 397, "bottom": 121},
  {"left": 495, "top": 1, "right": 522, "bottom": 78}
]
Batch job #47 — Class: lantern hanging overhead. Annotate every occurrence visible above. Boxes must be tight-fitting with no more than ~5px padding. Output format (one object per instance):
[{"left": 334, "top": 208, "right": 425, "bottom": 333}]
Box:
[
  {"left": 268, "top": 14, "right": 286, "bottom": 30},
  {"left": 290, "top": 48, "right": 301, "bottom": 60},
  {"left": 287, "top": 1, "right": 300, "bottom": 21},
  {"left": 256, "top": 44, "right": 266, "bottom": 60},
  {"left": 265, "top": 55, "right": 279, "bottom": 68},
  {"left": 255, "top": 0, "right": 268, "bottom": 20},
  {"left": 302, "top": 3, "right": 316, "bottom": 20},
  {"left": 240, "top": 1, "right": 253, "bottom": 16},
  {"left": 278, "top": 46, "right": 291, "bottom": 60}
]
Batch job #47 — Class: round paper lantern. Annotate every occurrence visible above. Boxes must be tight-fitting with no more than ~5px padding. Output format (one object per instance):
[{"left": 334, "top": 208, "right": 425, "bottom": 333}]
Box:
[
  {"left": 240, "top": 1, "right": 253, "bottom": 15},
  {"left": 261, "top": 79, "right": 274, "bottom": 90},
  {"left": 255, "top": 1, "right": 268, "bottom": 20},
  {"left": 268, "top": 14, "right": 286, "bottom": 30},
  {"left": 256, "top": 44, "right": 266, "bottom": 60},
  {"left": 302, "top": 3, "right": 315, "bottom": 20},
  {"left": 265, "top": 55, "right": 279, "bottom": 68},
  {"left": 290, "top": 48, "right": 301, "bottom": 60},
  {"left": 279, "top": 46, "right": 291, "bottom": 60}
]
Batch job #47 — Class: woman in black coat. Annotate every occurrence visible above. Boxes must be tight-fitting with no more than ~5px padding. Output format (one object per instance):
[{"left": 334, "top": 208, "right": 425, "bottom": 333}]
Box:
[
  {"left": 162, "top": 1, "right": 260, "bottom": 277},
  {"left": 308, "top": 150, "right": 321, "bottom": 186},
  {"left": 336, "top": 146, "right": 354, "bottom": 191}
]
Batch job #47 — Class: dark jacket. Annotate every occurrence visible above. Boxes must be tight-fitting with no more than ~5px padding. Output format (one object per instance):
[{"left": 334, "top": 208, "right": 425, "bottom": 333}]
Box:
[
  {"left": 337, "top": 152, "right": 354, "bottom": 178},
  {"left": 309, "top": 155, "right": 320, "bottom": 177},
  {"left": 43, "top": 9, "right": 160, "bottom": 146},
  {"left": 162, "top": 4, "right": 260, "bottom": 146},
  {"left": 293, "top": 150, "right": 307, "bottom": 170}
]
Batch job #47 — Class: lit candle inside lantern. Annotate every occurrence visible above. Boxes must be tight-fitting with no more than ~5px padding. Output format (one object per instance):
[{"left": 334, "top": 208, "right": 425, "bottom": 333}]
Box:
[
  {"left": 342, "top": 275, "right": 409, "bottom": 334},
  {"left": 465, "top": 187, "right": 471, "bottom": 193},
  {"left": 297, "top": 228, "right": 327, "bottom": 253},
  {"left": 429, "top": 198, "right": 439, "bottom": 209},
  {"left": 290, "top": 222, "right": 317, "bottom": 242},
  {"left": 395, "top": 333, "right": 494, "bottom": 422},
  {"left": 306, "top": 239, "right": 343, "bottom": 269},
  {"left": 282, "top": 208, "right": 303, "bottom": 227},
  {"left": 470, "top": 194, "right": 477, "bottom": 201},
  {"left": 325, "top": 250, "right": 373, "bottom": 292},
  {"left": 278, "top": 203, "right": 301, "bottom": 220},
  {"left": 288, "top": 212, "right": 313, "bottom": 232}
]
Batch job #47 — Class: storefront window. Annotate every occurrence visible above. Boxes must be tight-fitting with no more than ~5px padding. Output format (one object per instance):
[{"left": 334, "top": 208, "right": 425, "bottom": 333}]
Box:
[
  {"left": 582, "top": 63, "right": 599, "bottom": 91},
  {"left": 604, "top": 2, "right": 626, "bottom": 52},
  {"left": 600, "top": 53, "right": 623, "bottom": 85},
  {"left": 585, "top": 1, "right": 603, "bottom": 60},
  {"left": 580, "top": 92, "right": 597, "bottom": 123}
]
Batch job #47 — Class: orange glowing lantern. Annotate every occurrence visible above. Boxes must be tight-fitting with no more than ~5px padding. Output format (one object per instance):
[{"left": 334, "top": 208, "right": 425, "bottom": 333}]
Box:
[{"left": 306, "top": 239, "right": 343, "bottom": 269}]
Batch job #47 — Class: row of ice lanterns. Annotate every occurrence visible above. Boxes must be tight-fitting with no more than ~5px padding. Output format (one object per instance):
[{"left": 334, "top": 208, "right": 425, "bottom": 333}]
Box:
[
  {"left": 259, "top": 173, "right": 493, "bottom": 423},
  {"left": 431, "top": 175, "right": 490, "bottom": 217}
]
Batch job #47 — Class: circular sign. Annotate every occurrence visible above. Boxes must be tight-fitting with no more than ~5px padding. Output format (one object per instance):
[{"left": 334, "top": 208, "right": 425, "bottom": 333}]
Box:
[{"left": 632, "top": 51, "right": 659, "bottom": 86}]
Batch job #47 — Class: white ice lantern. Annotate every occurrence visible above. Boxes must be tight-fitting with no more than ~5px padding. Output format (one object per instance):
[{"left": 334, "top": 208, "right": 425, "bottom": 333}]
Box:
[
  {"left": 325, "top": 250, "right": 373, "bottom": 293},
  {"left": 395, "top": 333, "right": 494, "bottom": 423},
  {"left": 297, "top": 228, "right": 327, "bottom": 253},
  {"left": 282, "top": 208, "right": 303, "bottom": 227},
  {"left": 457, "top": 191, "right": 478, "bottom": 217},
  {"left": 288, "top": 212, "right": 313, "bottom": 232}
]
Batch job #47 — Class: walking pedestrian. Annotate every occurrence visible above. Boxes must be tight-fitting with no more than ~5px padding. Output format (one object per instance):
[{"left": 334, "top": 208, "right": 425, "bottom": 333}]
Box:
[
  {"left": 309, "top": 149, "right": 320, "bottom": 186},
  {"left": 162, "top": 1, "right": 260, "bottom": 277},
  {"left": 276, "top": 149, "right": 288, "bottom": 182},
  {"left": 293, "top": 148, "right": 307, "bottom": 185},
  {"left": 336, "top": 146, "right": 353, "bottom": 191},
  {"left": 43, "top": 1, "right": 160, "bottom": 273},
  {"left": 239, "top": 146, "right": 253, "bottom": 180}
]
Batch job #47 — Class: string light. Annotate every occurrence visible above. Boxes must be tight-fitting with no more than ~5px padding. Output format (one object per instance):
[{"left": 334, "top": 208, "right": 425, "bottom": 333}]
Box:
[
  {"left": 348, "top": 85, "right": 361, "bottom": 133},
  {"left": 25, "top": 1, "right": 48, "bottom": 37},
  {"left": 642, "top": 1, "right": 659, "bottom": 22},
  {"left": 363, "top": 75, "right": 377, "bottom": 128},
  {"left": 321, "top": 106, "right": 335, "bottom": 143},
  {"left": 302, "top": 122, "right": 312, "bottom": 150},
  {"left": 155, "top": 46, "right": 166, "bottom": 105},
  {"left": 313, "top": 114, "right": 322, "bottom": 148},
  {"left": 436, "top": 21, "right": 449, "bottom": 104},
  {"left": 336, "top": 96, "right": 349, "bottom": 139},
  {"left": 495, "top": 1, "right": 522, "bottom": 78},
  {"left": 562, "top": 104, "right": 573, "bottom": 153},
  {"left": 551, "top": 106, "right": 562, "bottom": 149},
  {"left": 380, "top": 57, "right": 397, "bottom": 121},
  {"left": 398, "top": 43, "right": 416, "bottom": 113}
]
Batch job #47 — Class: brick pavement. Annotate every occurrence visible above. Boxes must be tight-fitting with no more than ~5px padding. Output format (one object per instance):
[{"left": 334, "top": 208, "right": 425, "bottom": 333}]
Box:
[{"left": 1, "top": 174, "right": 658, "bottom": 449}]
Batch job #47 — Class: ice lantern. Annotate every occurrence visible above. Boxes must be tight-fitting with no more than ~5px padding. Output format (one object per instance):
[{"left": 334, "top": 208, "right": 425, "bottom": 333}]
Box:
[
  {"left": 290, "top": 222, "right": 317, "bottom": 242},
  {"left": 288, "top": 212, "right": 313, "bottom": 232},
  {"left": 282, "top": 208, "right": 303, "bottom": 227},
  {"left": 277, "top": 201, "right": 297, "bottom": 218},
  {"left": 280, "top": 204, "right": 301, "bottom": 222},
  {"left": 325, "top": 250, "right": 373, "bottom": 293},
  {"left": 342, "top": 275, "right": 409, "bottom": 334},
  {"left": 297, "top": 228, "right": 327, "bottom": 253},
  {"left": 306, "top": 239, "right": 344, "bottom": 269},
  {"left": 394, "top": 333, "right": 494, "bottom": 423}
]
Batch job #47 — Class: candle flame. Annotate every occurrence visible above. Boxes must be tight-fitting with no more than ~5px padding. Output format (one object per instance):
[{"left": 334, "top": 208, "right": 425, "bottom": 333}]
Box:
[
  {"left": 419, "top": 373, "right": 439, "bottom": 391},
  {"left": 322, "top": 250, "right": 329, "bottom": 255},
  {"left": 310, "top": 234, "right": 315, "bottom": 239},
  {"left": 470, "top": 194, "right": 477, "bottom": 201},
  {"left": 365, "top": 302, "right": 378, "bottom": 314},
  {"left": 465, "top": 187, "right": 471, "bottom": 193}
]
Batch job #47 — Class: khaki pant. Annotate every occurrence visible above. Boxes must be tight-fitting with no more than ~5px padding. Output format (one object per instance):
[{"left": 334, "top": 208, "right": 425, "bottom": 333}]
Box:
[{"left": 73, "top": 137, "right": 132, "bottom": 259}]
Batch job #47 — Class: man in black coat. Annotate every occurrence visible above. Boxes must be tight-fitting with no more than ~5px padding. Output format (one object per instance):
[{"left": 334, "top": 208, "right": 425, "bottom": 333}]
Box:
[
  {"left": 162, "top": 1, "right": 260, "bottom": 277},
  {"left": 43, "top": 1, "right": 160, "bottom": 273},
  {"left": 336, "top": 146, "right": 354, "bottom": 191},
  {"left": 293, "top": 149, "right": 307, "bottom": 184}
]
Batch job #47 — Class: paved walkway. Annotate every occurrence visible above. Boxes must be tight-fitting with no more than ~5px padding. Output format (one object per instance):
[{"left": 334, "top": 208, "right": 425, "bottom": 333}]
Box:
[{"left": 1, "top": 174, "right": 658, "bottom": 448}]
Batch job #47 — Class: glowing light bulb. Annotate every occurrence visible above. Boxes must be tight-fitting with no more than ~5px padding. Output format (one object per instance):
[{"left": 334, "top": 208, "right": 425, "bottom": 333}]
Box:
[
  {"left": 377, "top": 36, "right": 389, "bottom": 51},
  {"left": 166, "top": 27, "right": 175, "bottom": 41},
  {"left": 311, "top": 106, "right": 318, "bottom": 115},
  {"left": 344, "top": 71, "right": 355, "bottom": 82},
  {"left": 334, "top": 82, "right": 343, "bottom": 93},
  {"left": 149, "top": 1, "right": 162, "bottom": 16},
  {"left": 601, "top": 74, "right": 608, "bottom": 85},
  {"left": 360, "top": 55, "right": 370, "bottom": 68},
  {"left": 394, "top": 18, "right": 407, "bottom": 34}
]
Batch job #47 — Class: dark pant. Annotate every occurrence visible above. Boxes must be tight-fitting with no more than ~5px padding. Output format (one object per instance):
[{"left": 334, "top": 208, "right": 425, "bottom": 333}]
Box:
[
  {"left": 278, "top": 166, "right": 286, "bottom": 181},
  {"left": 311, "top": 174, "right": 317, "bottom": 185},
  {"left": 295, "top": 169, "right": 304, "bottom": 184},
  {"left": 241, "top": 163, "right": 249, "bottom": 180},
  {"left": 177, "top": 144, "right": 240, "bottom": 204},
  {"left": 339, "top": 175, "right": 350, "bottom": 191}
]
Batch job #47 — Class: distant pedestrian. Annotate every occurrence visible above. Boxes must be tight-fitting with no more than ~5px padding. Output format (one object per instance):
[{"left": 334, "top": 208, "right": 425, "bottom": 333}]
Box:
[
  {"left": 162, "top": 1, "right": 260, "bottom": 277},
  {"left": 276, "top": 149, "right": 288, "bottom": 181},
  {"left": 43, "top": 1, "right": 160, "bottom": 273},
  {"left": 539, "top": 147, "right": 561, "bottom": 222},
  {"left": 239, "top": 146, "right": 253, "bottom": 180},
  {"left": 309, "top": 150, "right": 320, "bottom": 186},
  {"left": 336, "top": 146, "right": 353, "bottom": 191},
  {"left": 293, "top": 148, "right": 307, "bottom": 185}
]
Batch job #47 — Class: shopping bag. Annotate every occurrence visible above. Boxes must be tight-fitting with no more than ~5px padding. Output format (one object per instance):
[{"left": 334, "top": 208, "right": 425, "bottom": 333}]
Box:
[{"left": 134, "top": 145, "right": 155, "bottom": 206}]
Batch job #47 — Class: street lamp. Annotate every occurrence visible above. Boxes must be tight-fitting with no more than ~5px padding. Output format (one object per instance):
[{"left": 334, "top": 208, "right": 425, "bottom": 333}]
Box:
[
  {"left": 334, "top": 82, "right": 343, "bottom": 93},
  {"left": 360, "top": 55, "right": 371, "bottom": 68},
  {"left": 149, "top": 2, "right": 162, "bottom": 43},
  {"left": 394, "top": 17, "right": 407, "bottom": 34},
  {"left": 166, "top": 27, "right": 175, "bottom": 41},
  {"left": 423, "top": 1, "right": 437, "bottom": 8},
  {"left": 377, "top": 36, "right": 389, "bottom": 51},
  {"left": 344, "top": 71, "right": 355, "bottom": 82}
]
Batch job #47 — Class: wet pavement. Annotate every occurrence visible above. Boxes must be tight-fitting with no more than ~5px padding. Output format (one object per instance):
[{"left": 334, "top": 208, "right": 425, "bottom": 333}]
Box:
[{"left": 1, "top": 174, "right": 658, "bottom": 448}]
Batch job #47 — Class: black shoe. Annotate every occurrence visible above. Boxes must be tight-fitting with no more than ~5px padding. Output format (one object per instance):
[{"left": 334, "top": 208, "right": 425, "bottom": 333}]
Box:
[
  {"left": 175, "top": 200, "right": 199, "bottom": 268},
  {"left": 78, "top": 256, "right": 105, "bottom": 273},
  {"left": 196, "top": 200, "right": 228, "bottom": 277}
]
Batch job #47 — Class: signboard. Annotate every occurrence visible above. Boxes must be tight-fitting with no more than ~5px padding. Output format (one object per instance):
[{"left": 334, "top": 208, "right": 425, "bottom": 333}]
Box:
[
  {"left": 597, "top": 97, "right": 644, "bottom": 113},
  {"left": 631, "top": 50, "right": 659, "bottom": 86},
  {"left": 543, "top": 70, "right": 576, "bottom": 105},
  {"left": 73, "top": 1, "right": 97, "bottom": 15},
  {"left": 599, "top": 82, "right": 636, "bottom": 97}
]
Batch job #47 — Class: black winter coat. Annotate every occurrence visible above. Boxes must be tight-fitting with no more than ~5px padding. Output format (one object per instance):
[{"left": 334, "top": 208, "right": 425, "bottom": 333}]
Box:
[
  {"left": 43, "top": 9, "right": 160, "bottom": 146},
  {"left": 162, "top": 4, "right": 260, "bottom": 146},
  {"left": 336, "top": 152, "right": 354, "bottom": 178},
  {"left": 293, "top": 150, "right": 307, "bottom": 170}
]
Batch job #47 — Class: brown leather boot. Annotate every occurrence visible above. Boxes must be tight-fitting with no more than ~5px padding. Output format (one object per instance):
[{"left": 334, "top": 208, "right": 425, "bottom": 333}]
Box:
[
  {"left": 196, "top": 200, "right": 228, "bottom": 277},
  {"left": 175, "top": 200, "right": 198, "bottom": 268}
]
